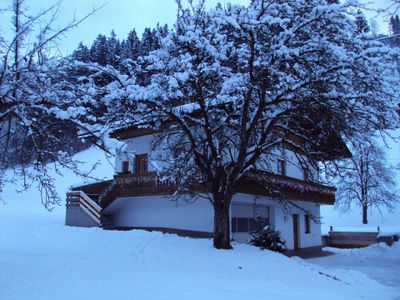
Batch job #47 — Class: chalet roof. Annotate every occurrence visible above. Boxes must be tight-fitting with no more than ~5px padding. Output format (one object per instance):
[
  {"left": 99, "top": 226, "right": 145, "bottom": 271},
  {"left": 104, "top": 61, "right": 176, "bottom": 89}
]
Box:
[
  {"left": 110, "top": 98, "right": 352, "bottom": 160},
  {"left": 110, "top": 126, "right": 157, "bottom": 139},
  {"left": 109, "top": 121, "right": 351, "bottom": 161},
  {"left": 239, "top": 170, "right": 335, "bottom": 205}
]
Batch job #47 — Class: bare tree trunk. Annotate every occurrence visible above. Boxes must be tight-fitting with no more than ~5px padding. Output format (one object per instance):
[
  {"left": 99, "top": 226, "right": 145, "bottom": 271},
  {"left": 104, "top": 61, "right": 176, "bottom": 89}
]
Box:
[
  {"left": 13, "top": 0, "right": 21, "bottom": 97},
  {"left": 362, "top": 204, "right": 368, "bottom": 224},
  {"left": 14, "top": 0, "right": 21, "bottom": 78},
  {"left": 213, "top": 193, "right": 232, "bottom": 249}
]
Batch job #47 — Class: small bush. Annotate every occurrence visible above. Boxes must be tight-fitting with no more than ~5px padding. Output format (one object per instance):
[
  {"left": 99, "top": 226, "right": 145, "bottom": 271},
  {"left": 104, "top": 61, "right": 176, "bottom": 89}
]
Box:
[{"left": 249, "top": 217, "right": 287, "bottom": 253}]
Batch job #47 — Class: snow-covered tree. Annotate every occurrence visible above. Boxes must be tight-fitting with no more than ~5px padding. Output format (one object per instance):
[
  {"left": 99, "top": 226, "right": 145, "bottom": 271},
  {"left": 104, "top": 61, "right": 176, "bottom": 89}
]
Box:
[
  {"left": 72, "top": 42, "right": 91, "bottom": 63},
  {"left": 121, "top": 29, "right": 141, "bottom": 60},
  {"left": 390, "top": 15, "right": 400, "bottom": 35},
  {"left": 249, "top": 218, "right": 287, "bottom": 253},
  {"left": 335, "top": 141, "right": 399, "bottom": 224},
  {"left": 101, "top": 0, "right": 399, "bottom": 249},
  {"left": 0, "top": 0, "right": 101, "bottom": 208},
  {"left": 355, "top": 10, "right": 370, "bottom": 34},
  {"left": 106, "top": 30, "right": 121, "bottom": 67},
  {"left": 388, "top": 0, "right": 400, "bottom": 15},
  {"left": 90, "top": 34, "right": 108, "bottom": 66},
  {"left": 140, "top": 28, "right": 159, "bottom": 56}
]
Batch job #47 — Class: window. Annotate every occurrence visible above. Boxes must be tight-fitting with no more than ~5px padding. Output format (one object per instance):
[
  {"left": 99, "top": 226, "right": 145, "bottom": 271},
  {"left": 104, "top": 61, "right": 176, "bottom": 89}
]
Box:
[
  {"left": 231, "top": 217, "right": 269, "bottom": 233},
  {"left": 277, "top": 159, "right": 286, "bottom": 176},
  {"left": 121, "top": 161, "right": 129, "bottom": 173},
  {"left": 134, "top": 154, "right": 148, "bottom": 174},
  {"left": 305, "top": 214, "right": 310, "bottom": 234},
  {"left": 237, "top": 218, "right": 248, "bottom": 232}
]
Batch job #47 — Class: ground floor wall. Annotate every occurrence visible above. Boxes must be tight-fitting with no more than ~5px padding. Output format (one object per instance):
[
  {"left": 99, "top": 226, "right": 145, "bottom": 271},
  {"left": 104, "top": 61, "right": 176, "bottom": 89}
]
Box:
[
  {"left": 103, "top": 193, "right": 323, "bottom": 250},
  {"left": 231, "top": 194, "right": 322, "bottom": 249},
  {"left": 104, "top": 195, "right": 214, "bottom": 235},
  {"left": 65, "top": 206, "right": 98, "bottom": 228}
]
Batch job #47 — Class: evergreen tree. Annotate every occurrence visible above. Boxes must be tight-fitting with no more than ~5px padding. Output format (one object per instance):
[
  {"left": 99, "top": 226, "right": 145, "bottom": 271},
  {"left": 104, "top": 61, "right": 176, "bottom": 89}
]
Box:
[
  {"left": 122, "top": 29, "right": 141, "bottom": 60},
  {"left": 140, "top": 28, "right": 158, "bottom": 56},
  {"left": 106, "top": 30, "right": 121, "bottom": 66},
  {"left": 355, "top": 10, "right": 370, "bottom": 34},
  {"left": 72, "top": 42, "right": 91, "bottom": 62},
  {"left": 71, "top": 24, "right": 168, "bottom": 67},
  {"left": 155, "top": 23, "right": 169, "bottom": 46},
  {"left": 90, "top": 34, "right": 108, "bottom": 65},
  {"left": 249, "top": 218, "right": 287, "bottom": 253},
  {"left": 390, "top": 15, "right": 400, "bottom": 35}
]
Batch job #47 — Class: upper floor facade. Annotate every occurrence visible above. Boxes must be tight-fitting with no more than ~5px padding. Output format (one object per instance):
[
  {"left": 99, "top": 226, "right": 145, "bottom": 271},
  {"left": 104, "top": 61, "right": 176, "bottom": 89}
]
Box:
[{"left": 113, "top": 132, "right": 318, "bottom": 183}]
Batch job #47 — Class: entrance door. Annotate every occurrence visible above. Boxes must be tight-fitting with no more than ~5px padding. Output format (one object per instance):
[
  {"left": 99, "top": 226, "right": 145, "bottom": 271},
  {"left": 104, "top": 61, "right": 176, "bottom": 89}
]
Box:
[{"left": 293, "top": 214, "right": 300, "bottom": 250}]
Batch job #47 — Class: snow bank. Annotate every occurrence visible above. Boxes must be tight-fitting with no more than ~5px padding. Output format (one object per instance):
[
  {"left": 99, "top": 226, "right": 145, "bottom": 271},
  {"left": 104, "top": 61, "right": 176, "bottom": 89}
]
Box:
[
  {"left": 310, "top": 242, "right": 400, "bottom": 289},
  {"left": 325, "top": 242, "right": 400, "bottom": 260},
  {"left": 0, "top": 213, "right": 398, "bottom": 300}
]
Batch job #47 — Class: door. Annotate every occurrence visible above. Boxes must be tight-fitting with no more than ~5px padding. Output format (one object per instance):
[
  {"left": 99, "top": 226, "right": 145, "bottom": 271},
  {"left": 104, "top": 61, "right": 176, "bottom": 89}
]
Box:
[{"left": 293, "top": 214, "right": 300, "bottom": 250}]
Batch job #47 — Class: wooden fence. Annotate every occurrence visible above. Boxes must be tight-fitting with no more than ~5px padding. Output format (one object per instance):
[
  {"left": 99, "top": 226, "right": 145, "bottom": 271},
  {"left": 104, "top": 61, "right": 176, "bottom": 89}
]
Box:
[{"left": 322, "top": 229, "right": 399, "bottom": 248}]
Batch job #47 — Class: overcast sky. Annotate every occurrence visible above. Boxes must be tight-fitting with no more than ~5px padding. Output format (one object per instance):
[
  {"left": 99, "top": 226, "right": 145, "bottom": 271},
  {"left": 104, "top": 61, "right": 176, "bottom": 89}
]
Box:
[{"left": 0, "top": 0, "right": 394, "bottom": 55}]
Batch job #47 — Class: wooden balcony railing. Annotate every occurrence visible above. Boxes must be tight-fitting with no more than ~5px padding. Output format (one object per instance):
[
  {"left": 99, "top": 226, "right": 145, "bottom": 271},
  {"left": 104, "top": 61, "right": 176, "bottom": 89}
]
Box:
[
  {"left": 96, "top": 172, "right": 177, "bottom": 208},
  {"left": 70, "top": 170, "right": 336, "bottom": 209}
]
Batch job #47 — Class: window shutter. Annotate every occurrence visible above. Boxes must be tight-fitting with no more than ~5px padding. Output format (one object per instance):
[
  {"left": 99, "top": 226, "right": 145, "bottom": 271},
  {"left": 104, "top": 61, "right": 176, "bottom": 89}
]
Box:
[
  {"left": 121, "top": 161, "right": 129, "bottom": 173},
  {"left": 135, "top": 154, "right": 149, "bottom": 174}
]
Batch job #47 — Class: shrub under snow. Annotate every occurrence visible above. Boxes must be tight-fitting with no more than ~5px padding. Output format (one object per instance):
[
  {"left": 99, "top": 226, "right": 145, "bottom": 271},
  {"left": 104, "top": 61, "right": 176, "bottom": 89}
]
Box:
[{"left": 249, "top": 218, "right": 287, "bottom": 253}]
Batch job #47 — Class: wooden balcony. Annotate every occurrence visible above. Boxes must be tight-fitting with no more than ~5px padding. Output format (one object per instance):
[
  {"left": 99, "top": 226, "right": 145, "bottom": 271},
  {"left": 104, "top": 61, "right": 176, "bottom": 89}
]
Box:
[
  {"left": 71, "top": 170, "right": 336, "bottom": 209},
  {"left": 239, "top": 170, "right": 336, "bottom": 205},
  {"left": 71, "top": 172, "right": 177, "bottom": 208}
]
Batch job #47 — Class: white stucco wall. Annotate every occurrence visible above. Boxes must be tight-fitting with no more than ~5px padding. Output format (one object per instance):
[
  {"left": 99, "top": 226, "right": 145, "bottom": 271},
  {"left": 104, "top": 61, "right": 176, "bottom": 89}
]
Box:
[
  {"left": 266, "top": 148, "right": 318, "bottom": 181},
  {"left": 104, "top": 192, "right": 322, "bottom": 250},
  {"left": 104, "top": 195, "right": 214, "bottom": 233},
  {"left": 284, "top": 150, "right": 305, "bottom": 179},
  {"left": 115, "top": 135, "right": 156, "bottom": 173},
  {"left": 231, "top": 194, "right": 321, "bottom": 249},
  {"left": 273, "top": 200, "right": 321, "bottom": 250},
  {"left": 114, "top": 134, "right": 317, "bottom": 181}
]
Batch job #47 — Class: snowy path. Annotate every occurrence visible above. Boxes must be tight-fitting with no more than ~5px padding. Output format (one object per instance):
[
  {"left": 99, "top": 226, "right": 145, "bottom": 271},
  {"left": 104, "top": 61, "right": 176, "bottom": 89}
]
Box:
[{"left": 308, "top": 245, "right": 400, "bottom": 289}]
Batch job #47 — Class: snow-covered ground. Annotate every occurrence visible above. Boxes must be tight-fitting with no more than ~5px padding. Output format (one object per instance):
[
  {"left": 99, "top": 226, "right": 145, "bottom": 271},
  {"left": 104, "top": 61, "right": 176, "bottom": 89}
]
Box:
[
  {"left": 0, "top": 204, "right": 399, "bottom": 300},
  {"left": 0, "top": 146, "right": 399, "bottom": 299},
  {"left": 309, "top": 244, "right": 400, "bottom": 289}
]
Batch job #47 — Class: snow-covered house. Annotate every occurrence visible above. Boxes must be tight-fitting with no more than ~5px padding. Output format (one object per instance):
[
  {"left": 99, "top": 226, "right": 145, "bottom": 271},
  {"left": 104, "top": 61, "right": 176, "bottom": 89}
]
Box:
[{"left": 66, "top": 125, "right": 350, "bottom": 252}]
